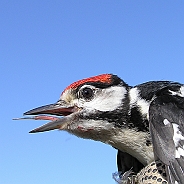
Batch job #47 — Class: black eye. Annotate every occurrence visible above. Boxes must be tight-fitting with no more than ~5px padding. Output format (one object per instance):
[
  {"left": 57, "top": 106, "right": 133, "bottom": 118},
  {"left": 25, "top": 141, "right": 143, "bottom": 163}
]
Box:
[{"left": 81, "top": 87, "right": 94, "bottom": 100}]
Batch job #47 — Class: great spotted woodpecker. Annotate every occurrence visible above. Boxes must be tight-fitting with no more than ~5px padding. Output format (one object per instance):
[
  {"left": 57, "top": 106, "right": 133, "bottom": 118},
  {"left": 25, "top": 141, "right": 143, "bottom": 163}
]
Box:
[{"left": 16, "top": 74, "right": 184, "bottom": 184}]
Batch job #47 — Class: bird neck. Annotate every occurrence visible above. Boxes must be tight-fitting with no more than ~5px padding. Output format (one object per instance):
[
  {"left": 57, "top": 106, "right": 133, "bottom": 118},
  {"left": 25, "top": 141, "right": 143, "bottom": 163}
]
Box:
[{"left": 105, "top": 127, "right": 154, "bottom": 166}]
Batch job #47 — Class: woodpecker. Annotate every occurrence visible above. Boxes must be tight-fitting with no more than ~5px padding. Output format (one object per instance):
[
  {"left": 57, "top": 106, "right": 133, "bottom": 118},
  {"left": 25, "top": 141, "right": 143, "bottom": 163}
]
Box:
[{"left": 16, "top": 74, "right": 184, "bottom": 184}]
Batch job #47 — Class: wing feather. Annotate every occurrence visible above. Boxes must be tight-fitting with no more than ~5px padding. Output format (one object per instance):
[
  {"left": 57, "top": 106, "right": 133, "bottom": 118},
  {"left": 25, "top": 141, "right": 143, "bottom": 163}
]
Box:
[{"left": 149, "top": 93, "right": 184, "bottom": 184}]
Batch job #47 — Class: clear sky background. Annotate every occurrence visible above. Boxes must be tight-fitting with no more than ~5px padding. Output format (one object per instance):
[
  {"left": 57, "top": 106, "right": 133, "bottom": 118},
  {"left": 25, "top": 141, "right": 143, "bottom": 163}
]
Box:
[{"left": 1, "top": 1, "right": 184, "bottom": 184}]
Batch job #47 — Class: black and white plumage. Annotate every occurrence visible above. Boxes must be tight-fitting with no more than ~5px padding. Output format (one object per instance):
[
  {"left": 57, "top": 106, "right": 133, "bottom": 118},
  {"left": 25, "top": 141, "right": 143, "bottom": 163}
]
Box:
[
  {"left": 149, "top": 87, "right": 184, "bottom": 184},
  {"left": 16, "top": 74, "right": 184, "bottom": 184}
]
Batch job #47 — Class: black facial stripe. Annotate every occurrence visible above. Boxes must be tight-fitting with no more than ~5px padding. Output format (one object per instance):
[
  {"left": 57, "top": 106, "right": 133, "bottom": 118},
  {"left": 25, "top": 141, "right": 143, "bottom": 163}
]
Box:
[
  {"left": 79, "top": 108, "right": 128, "bottom": 128},
  {"left": 129, "top": 107, "right": 149, "bottom": 132},
  {"left": 79, "top": 106, "right": 149, "bottom": 132}
]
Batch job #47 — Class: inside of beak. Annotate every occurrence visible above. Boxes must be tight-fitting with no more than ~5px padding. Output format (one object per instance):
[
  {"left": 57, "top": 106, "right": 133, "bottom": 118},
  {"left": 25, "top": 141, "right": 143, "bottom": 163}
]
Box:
[
  {"left": 28, "top": 116, "right": 71, "bottom": 133},
  {"left": 13, "top": 114, "right": 71, "bottom": 133},
  {"left": 13, "top": 101, "right": 80, "bottom": 133}
]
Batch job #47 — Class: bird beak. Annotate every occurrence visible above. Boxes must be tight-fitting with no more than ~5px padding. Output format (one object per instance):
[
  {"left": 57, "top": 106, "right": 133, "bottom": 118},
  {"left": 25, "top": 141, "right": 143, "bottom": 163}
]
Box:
[
  {"left": 16, "top": 100, "right": 79, "bottom": 133},
  {"left": 24, "top": 100, "right": 76, "bottom": 116}
]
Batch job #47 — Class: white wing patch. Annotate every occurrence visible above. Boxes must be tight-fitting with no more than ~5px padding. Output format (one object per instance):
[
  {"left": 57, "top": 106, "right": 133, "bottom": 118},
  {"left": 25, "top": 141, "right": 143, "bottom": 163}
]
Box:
[
  {"left": 162, "top": 119, "right": 184, "bottom": 158},
  {"left": 129, "top": 87, "right": 150, "bottom": 117},
  {"left": 169, "top": 86, "right": 184, "bottom": 97},
  {"left": 163, "top": 119, "right": 170, "bottom": 126},
  {"left": 173, "top": 123, "right": 184, "bottom": 158},
  {"left": 180, "top": 86, "right": 184, "bottom": 97},
  {"left": 173, "top": 123, "right": 184, "bottom": 146},
  {"left": 176, "top": 147, "right": 184, "bottom": 158}
]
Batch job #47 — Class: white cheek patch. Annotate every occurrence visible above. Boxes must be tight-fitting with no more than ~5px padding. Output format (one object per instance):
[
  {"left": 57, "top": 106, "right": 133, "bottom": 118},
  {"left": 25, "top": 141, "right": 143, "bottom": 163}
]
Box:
[
  {"left": 129, "top": 87, "right": 150, "bottom": 117},
  {"left": 80, "top": 86, "right": 127, "bottom": 112}
]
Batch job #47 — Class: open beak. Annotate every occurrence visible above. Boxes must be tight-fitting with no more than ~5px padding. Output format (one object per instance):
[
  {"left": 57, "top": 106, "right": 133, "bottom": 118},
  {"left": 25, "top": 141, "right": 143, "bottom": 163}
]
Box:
[{"left": 15, "top": 100, "right": 79, "bottom": 133}]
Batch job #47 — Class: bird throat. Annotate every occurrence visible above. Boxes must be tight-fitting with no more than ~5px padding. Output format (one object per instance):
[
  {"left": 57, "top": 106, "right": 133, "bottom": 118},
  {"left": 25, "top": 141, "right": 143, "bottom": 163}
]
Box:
[
  {"left": 67, "top": 118, "right": 154, "bottom": 166},
  {"left": 106, "top": 127, "right": 154, "bottom": 166}
]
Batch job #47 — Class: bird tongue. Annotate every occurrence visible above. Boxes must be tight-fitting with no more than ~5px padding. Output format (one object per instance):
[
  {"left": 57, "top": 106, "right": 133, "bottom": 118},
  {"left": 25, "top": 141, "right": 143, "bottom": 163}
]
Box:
[
  {"left": 13, "top": 115, "right": 65, "bottom": 133},
  {"left": 13, "top": 115, "right": 60, "bottom": 121}
]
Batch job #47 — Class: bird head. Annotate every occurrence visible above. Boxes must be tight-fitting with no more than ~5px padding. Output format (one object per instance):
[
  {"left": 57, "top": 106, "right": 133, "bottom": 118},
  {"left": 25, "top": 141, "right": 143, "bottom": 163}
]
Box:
[
  {"left": 15, "top": 74, "right": 154, "bottom": 165},
  {"left": 23, "top": 74, "right": 130, "bottom": 141}
]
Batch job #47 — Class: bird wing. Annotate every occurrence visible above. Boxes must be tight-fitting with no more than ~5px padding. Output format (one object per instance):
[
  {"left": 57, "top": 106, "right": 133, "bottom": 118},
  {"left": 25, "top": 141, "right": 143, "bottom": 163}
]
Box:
[{"left": 149, "top": 91, "right": 184, "bottom": 184}]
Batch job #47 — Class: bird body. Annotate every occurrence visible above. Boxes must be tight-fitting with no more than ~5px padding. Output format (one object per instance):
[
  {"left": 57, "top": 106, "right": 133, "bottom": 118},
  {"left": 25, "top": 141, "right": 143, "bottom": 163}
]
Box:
[
  {"left": 17, "top": 74, "right": 184, "bottom": 184},
  {"left": 136, "top": 160, "right": 168, "bottom": 184}
]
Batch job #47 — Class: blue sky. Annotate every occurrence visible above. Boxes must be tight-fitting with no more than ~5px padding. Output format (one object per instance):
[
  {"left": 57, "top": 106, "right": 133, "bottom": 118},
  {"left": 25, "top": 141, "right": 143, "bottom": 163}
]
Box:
[{"left": 1, "top": 1, "right": 184, "bottom": 184}]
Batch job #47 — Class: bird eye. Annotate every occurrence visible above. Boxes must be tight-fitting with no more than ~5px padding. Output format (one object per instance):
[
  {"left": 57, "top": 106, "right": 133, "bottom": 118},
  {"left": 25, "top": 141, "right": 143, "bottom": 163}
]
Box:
[{"left": 81, "top": 87, "right": 94, "bottom": 100}]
